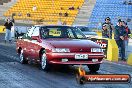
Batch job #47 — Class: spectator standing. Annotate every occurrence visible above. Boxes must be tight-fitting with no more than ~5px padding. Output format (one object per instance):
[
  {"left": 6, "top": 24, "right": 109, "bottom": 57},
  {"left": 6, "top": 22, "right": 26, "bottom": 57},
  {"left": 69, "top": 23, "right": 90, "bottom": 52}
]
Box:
[
  {"left": 102, "top": 17, "right": 114, "bottom": 39},
  {"left": 11, "top": 16, "right": 15, "bottom": 24},
  {"left": 102, "top": 24, "right": 109, "bottom": 38},
  {"left": 69, "top": 6, "right": 74, "bottom": 10},
  {"left": 57, "top": 18, "right": 62, "bottom": 25},
  {"left": 77, "top": 6, "right": 80, "bottom": 10},
  {"left": 114, "top": 20, "right": 127, "bottom": 61},
  {"left": 27, "top": 12, "right": 31, "bottom": 17},
  {"left": 59, "top": 13, "right": 62, "bottom": 17},
  {"left": 62, "top": 21, "right": 67, "bottom": 25},
  {"left": 122, "top": 21, "right": 131, "bottom": 59},
  {"left": 64, "top": 12, "right": 68, "bottom": 17},
  {"left": 32, "top": 6, "right": 37, "bottom": 11},
  {"left": 4, "top": 18, "right": 13, "bottom": 43},
  {"left": 11, "top": 17, "right": 15, "bottom": 39},
  {"left": 18, "top": 12, "right": 22, "bottom": 16}
]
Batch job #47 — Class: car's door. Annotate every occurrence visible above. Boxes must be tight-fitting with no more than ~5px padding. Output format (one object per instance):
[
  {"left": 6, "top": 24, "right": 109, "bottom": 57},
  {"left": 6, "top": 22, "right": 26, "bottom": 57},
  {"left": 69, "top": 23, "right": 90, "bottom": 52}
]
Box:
[
  {"left": 24, "top": 26, "right": 35, "bottom": 58},
  {"left": 28, "top": 26, "right": 41, "bottom": 60}
]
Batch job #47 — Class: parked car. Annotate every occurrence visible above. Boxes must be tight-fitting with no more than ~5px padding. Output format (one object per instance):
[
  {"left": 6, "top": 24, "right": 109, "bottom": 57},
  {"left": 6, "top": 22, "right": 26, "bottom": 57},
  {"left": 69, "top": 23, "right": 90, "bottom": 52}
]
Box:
[
  {"left": 16, "top": 25, "right": 104, "bottom": 72},
  {"left": 74, "top": 26, "right": 98, "bottom": 39}
]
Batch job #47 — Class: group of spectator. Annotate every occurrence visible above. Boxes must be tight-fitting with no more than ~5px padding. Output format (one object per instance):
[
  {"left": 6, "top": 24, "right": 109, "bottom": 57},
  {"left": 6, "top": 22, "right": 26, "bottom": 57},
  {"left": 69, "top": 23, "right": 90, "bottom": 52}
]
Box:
[
  {"left": 59, "top": 12, "right": 68, "bottom": 17},
  {"left": 59, "top": 6, "right": 80, "bottom": 17},
  {"left": 102, "top": 17, "right": 131, "bottom": 61},
  {"left": 68, "top": 6, "right": 80, "bottom": 10}
]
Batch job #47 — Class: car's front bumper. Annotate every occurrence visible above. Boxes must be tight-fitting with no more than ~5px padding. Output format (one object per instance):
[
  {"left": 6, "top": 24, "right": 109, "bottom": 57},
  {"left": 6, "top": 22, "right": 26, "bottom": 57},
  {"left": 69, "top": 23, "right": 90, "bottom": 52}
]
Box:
[
  {"left": 49, "top": 61, "right": 102, "bottom": 65},
  {"left": 47, "top": 52, "right": 104, "bottom": 65}
]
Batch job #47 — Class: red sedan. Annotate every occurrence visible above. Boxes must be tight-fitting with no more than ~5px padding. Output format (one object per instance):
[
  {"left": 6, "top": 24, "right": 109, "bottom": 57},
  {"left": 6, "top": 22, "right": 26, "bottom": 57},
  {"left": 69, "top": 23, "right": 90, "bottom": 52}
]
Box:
[{"left": 16, "top": 25, "right": 104, "bottom": 72}]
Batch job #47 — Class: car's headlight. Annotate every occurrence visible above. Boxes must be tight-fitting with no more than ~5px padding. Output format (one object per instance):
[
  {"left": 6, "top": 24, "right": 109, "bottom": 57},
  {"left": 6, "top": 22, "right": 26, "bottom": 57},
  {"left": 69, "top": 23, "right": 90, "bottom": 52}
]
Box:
[
  {"left": 91, "top": 48, "right": 103, "bottom": 52},
  {"left": 52, "top": 48, "right": 70, "bottom": 53}
]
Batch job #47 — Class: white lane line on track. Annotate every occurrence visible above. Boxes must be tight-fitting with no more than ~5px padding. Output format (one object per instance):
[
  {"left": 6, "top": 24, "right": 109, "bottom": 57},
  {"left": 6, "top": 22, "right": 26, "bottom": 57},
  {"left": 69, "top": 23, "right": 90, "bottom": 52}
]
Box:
[{"left": 103, "top": 60, "right": 132, "bottom": 68}]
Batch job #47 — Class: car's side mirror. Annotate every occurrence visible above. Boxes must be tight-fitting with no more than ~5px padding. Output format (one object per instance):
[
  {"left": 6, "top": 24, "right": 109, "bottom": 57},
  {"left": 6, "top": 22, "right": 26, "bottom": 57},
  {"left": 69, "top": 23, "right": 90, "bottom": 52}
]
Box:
[
  {"left": 86, "top": 36, "right": 91, "bottom": 40},
  {"left": 31, "top": 36, "right": 42, "bottom": 43},
  {"left": 32, "top": 36, "right": 39, "bottom": 40}
]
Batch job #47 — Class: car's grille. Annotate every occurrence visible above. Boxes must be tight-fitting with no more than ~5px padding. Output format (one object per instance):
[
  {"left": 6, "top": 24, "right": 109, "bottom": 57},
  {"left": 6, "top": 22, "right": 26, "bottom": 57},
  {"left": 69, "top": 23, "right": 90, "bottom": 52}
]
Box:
[
  {"left": 69, "top": 59, "right": 92, "bottom": 61},
  {"left": 67, "top": 58, "right": 102, "bottom": 62}
]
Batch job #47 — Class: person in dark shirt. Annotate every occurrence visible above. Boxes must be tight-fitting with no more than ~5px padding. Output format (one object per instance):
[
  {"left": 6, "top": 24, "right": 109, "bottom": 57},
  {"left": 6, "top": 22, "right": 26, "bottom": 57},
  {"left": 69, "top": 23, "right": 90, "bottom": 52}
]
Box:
[
  {"left": 64, "top": 12, "right": 68, "bottom": 17},
  {"left": 114, "top": 20, "right": 127, "bottom": 61},
  {"left": 122, "top": 21, "right": 131, "bottom": 59},
  {"left": 102, "top": 17, "right": 114, "bottom": 39},
  {"left": 11, "top": 18, "right": 15, "bottom": 24},
  {"left": 4, "top": 18, "right": 13, "bottom": 43}
]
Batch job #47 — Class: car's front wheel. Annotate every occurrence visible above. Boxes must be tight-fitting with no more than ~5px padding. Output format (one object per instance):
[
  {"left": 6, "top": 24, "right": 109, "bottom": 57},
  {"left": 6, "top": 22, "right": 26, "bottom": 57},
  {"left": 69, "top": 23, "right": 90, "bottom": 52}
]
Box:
[
  {"left": 41, "top": 52, "right": 50, "bottom": 71},
  {"left": 19, "top": 49, "right": 28, "bottom": 64},
  {"left": 87, "top": 64, "right": 100, "bottom": 72}
]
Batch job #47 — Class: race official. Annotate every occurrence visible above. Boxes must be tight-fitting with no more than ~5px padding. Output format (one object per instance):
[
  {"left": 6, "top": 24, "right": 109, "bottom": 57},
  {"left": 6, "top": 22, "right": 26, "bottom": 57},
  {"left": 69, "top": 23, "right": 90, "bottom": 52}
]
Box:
[{"left": 114, "top": 20, "right": 127, "bottom": 61}]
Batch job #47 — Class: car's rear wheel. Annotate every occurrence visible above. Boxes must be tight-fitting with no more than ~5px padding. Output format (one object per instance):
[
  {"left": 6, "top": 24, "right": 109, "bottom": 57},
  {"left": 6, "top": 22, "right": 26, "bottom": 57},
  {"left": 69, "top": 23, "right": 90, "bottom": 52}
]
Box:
[
  {"left": 87, "top": 64, "right": 100, "bottom": 72},
  {"left": 19, "top": 49, "right": 28, "bottom": 64},
  {"left": 41, "top": 52, "right": 50, "bottom": 71}
]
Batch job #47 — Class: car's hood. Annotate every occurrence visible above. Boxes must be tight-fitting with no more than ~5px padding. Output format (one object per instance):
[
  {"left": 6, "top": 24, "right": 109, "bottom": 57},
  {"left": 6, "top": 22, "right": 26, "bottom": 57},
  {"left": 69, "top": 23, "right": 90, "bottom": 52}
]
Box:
[{"left": 43, "top": 38, "right": 100, "bottom": 49}]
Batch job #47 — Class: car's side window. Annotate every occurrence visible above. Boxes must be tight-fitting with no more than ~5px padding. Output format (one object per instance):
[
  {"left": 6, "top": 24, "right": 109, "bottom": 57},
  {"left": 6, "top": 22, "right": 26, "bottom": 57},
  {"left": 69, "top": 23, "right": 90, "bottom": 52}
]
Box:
[
  {"left": 27, "top": 27, "right": 35, "bottom": 37},
  {"left": 67, "top": 28, "right": 75, "bottom": 38},
  {"left": 80, "top": 28, "right": 86, "bottom": 31},
  {"left": 31, "top": 27, "right": 40, "bottom": 37},
  {"left": 24, "top": 26, "right": 35, "bottom": 39},
  {"left": 73, "top": 29, "right": 85, "bottom": 39}
]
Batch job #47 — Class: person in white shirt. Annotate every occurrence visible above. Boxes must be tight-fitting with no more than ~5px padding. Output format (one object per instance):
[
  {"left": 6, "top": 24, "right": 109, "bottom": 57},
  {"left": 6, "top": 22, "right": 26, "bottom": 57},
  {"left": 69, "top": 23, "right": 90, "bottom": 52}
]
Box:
[
  {"left": 32, "top": 6, "right": 37, "bottom": 11},
  {"left": 57, "top": 18, "right": 62, "bottom": 25}
]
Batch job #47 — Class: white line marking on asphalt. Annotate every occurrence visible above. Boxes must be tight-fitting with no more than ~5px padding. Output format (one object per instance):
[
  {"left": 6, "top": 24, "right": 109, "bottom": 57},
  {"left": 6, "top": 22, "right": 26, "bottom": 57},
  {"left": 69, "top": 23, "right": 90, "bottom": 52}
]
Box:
[{"left": 103, "top": 60, "right": 132, "bottom": 68}]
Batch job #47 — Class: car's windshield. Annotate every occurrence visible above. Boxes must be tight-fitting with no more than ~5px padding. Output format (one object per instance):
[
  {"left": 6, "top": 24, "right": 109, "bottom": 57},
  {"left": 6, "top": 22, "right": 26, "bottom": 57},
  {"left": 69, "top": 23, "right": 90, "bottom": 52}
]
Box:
[
  {"left": 76, "top": 26, "right": 90, "bottom": 32},
  {"left": 40, "top": 26, "right": 86, "bottom": 39}
]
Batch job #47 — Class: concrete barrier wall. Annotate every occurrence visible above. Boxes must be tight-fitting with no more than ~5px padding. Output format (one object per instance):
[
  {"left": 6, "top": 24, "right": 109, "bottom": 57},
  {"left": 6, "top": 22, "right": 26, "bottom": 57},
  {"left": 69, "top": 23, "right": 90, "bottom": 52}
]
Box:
[
  {"left": 91, "top": 38, "right": 119, "bottom": 62},
  {"left": 0, "top": 26, "right": 5, "bottom": 33},
  {"left": 92, "top": 37, "right": 132, "bottom": 66},
  {"left": 0, "top": 25, "right": 29, "bottom": 33},
  {"left": 106, "top": 39, "right": 118, "bottom": 62}
]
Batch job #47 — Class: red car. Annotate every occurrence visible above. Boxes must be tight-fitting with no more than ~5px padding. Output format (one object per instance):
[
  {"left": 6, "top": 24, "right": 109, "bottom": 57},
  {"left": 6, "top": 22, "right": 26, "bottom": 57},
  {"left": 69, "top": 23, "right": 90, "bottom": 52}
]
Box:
[{"left": 16, "top": 25, "right": 104, "bottom": 72}]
